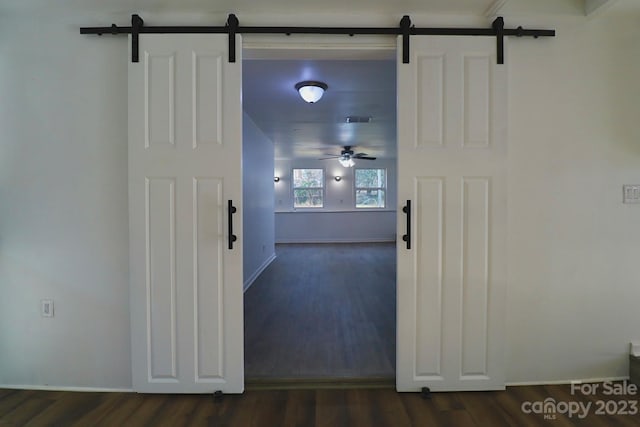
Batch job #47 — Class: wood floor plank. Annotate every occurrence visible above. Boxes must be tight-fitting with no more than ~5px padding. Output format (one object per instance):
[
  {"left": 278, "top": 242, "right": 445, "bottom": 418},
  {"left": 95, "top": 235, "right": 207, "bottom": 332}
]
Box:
[
  {"left": 113, "top": 394, "right": 167, "bottom": 426},
  {"left": 23, "top": 391, "right": 102, "bottom": 427},
  {"left": 315, "top": 389, "right": 350, "bottom": 427},
  {"left": 369, "top": 388, "right": 413, "bottom": 427},
  {"left": 68, "top": 393, "right": 128, "bottom": 427},
  {"left": 215, "top": 392, "right": 259, "bottom": 427},
  {"left": 0, "top": 390, "right": 39, "bottom": 418},
  {"left": 399, "top": 393, "right": 443, "bottom": 425},
  {"left": 431, "top": 391, "right": 466, "bottom": 412},
  {"left": 249, "top": 390, "right": 288, "bottom": 427},
  {"left": 177, "top": 394, "right": 217, "bottom": 426},
  {"left": 344, "top": 389, "right": 375, "bottom": 427},
  {"left": 146, "top": 395, "right": 201, "bottom": 427},
  {"left": 1, "top": 395, "right": 56, "bottom": 426},
  {"left": 282, "top": 390, "right": 316, "bottom": 427},
  {"left": 93, "top": 393, "right": 145, "bottom": 427},
  {"left": 435, "top": 409, "right": 480, "bottom": 427},
  {"left": 493, "top": 388, "right": 545, "bottom": 427},
  {"left": 90, "top": 393, "right": 145, "bottom": 427},
  {"left": 458, "top": 391, "right": 515, "bottom": 427}
]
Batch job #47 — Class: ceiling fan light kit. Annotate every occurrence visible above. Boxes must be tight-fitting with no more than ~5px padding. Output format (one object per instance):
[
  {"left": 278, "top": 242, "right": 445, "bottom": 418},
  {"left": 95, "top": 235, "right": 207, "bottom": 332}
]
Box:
[
  {"left": 320, "top": 146, "right": 377, "bottom": 168},
  {"left": 295, "top": 81, "right": 328, "bottom": 103},
  {"left": 339, "top": 157, "right": 356, "bottom": 168}
]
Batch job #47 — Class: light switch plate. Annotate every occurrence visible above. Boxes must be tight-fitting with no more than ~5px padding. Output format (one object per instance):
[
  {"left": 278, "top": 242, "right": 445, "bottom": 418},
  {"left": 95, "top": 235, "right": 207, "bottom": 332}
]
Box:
[{"left": 623, "top": 185, "right": 640, "bottom": 204}]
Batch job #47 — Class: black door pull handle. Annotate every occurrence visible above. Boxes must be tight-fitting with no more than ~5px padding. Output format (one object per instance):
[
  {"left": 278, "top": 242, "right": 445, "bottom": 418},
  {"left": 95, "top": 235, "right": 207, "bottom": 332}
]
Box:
[
  {"left": 402, "top": 200, "right": 411, "bottom": 250},
  {"left": 228, "top": 200, "right": 237, "bottom": 250}
]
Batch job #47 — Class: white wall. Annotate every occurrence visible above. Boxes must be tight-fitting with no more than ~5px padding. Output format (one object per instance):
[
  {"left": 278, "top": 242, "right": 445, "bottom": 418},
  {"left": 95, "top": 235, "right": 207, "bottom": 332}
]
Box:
[
  {"left": 0, "top": 5, "right": 639, "bottom": 389},
  {"left": 242, "top": 113, "right": 276, "bottom": 290},
  {"left": 274, "top": 157, "right": 397, "bottom": 242},
  {"left": 505, "top": 8, "right": 640, "bottom": 383},
  {"left": 0, "top": 14, "right": 131, "bottom": 389}
]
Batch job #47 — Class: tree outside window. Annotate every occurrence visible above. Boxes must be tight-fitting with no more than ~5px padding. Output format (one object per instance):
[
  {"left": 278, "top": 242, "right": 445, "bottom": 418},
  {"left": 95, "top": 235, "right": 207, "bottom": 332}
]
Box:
[
  {"left": 355, "top": 168, "right": 386, "bottom": 208},
  {"left": 293, "top": 168, "right": 324, "bottom": 208}
]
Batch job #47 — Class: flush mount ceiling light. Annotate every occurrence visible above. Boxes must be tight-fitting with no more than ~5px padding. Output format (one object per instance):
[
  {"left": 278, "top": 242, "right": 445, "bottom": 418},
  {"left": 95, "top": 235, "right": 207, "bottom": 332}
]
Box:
[{"left": 295, "top": 80, "right": 328, "bottom": 103}]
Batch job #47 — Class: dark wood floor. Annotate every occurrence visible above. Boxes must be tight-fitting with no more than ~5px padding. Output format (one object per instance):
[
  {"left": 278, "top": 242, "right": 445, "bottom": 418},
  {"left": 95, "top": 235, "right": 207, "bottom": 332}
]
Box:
[
  {"left": 2, "top": 383, "right": 639, "bottom": 426},
  {"left": 244, "top": 243, "right": 396, "bottom": 379}
]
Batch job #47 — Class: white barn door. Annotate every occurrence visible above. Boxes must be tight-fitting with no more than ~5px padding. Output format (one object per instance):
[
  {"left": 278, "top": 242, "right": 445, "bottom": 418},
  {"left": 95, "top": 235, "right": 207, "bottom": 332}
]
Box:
[
  {"left": 128, "top": 34, "right": 244, "bottom": 393},
  {"left": 396, "top": 36, "right": 507, "bottom": 392}
]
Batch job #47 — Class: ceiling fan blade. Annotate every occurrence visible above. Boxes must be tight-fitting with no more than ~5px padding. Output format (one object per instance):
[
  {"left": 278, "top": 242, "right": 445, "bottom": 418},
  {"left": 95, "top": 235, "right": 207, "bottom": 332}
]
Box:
[
  {"left": 353, "top": 153, "right": 369, "bottom": 157},
  {"left": 357, "top": 156, "right": 377, "bottom": 160}
]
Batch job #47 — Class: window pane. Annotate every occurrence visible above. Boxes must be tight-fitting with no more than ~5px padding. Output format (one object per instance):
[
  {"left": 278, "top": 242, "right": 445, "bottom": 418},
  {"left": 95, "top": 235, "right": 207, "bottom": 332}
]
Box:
[
  {"left": 356, "top": 189, "right": 385, "bottom": 208},
  {"left": 355, "top": 169, "right": 386, "bottom": 188},
  {"left": 293, "top": 169, "right": 323, "bottom": 188},
  {"left": 294, "top": 189, "right": 324, "bottom": 208}
]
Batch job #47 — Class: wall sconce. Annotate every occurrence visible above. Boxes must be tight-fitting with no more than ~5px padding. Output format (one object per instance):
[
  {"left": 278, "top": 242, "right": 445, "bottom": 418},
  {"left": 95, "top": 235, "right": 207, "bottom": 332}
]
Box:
[
  {"left": 274, "top": 176, "right": 280, "bottom": 182},
  {"left": 334, "top": 176, "right": 342, "bottom": 182}
]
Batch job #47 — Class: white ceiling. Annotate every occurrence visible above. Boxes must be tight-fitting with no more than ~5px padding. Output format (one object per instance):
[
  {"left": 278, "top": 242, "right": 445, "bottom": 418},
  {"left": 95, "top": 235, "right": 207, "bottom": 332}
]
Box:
[
  {"left": 5, "top": 0, "right": 496, "bottom": 15},
  {"left": 243, "top": 60, "right": 396, "bottom": 160},
  {"left": 2, "top": 0, "right": 617, "bottom": 17}
]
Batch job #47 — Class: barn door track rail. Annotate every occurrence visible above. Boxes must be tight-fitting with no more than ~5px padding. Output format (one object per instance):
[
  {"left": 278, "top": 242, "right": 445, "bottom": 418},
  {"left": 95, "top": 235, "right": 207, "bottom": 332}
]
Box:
[{"left": 80, "top": 14, "right": 554, "bottom": 65}]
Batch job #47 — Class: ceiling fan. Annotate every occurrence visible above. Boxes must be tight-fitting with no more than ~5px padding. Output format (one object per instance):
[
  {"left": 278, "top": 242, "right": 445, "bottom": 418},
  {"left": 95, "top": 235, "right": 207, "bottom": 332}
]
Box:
[{"left": 319, "top": 146, "right": 376, "bottom": 167}]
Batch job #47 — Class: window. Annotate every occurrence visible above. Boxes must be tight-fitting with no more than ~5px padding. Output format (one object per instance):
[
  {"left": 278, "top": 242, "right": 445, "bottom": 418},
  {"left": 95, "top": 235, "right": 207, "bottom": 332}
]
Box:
[
  {"left": 355, "top": 168, "right": 386, "bottom": 208},
  {"left": 292, "top": 168, "right": 324, "bottom": 208}
]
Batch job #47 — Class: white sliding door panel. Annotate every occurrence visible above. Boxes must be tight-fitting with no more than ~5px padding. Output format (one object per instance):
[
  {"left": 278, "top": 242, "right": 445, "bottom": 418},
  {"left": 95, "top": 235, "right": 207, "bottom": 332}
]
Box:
[
  {"left": 129, "top": 35, "right": 243, "bottom": 394},
  {"left": 397, "top": 36, "right": 507, "bottom": 392}
]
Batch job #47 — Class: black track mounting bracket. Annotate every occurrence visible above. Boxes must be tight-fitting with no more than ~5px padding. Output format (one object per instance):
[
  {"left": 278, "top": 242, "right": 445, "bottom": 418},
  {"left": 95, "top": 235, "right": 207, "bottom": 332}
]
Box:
[
  {"left": 493, "top": 16, "right": 505, "bottom": 65},
  {"left": 131, "top": 14, "right": 144, "bottom": 63},
  {"left": 226, "top": 14, "right": 239, "bottom": 63},
  {"left": 399, "top": 15, "right": 412, "bottom": 64}
]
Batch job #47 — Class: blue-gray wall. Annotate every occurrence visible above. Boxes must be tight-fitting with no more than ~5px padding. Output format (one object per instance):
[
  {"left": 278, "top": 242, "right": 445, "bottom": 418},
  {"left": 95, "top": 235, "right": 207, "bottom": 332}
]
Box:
[{"left": 242, "top": 112, "right": 276, "bottom": 290}]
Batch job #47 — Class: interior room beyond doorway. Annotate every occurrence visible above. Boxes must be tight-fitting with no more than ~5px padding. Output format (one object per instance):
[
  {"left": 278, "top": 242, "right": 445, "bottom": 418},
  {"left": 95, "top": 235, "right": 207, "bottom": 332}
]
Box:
[{"left": 242, "top": 52, "right": 397, "bottom": 381}]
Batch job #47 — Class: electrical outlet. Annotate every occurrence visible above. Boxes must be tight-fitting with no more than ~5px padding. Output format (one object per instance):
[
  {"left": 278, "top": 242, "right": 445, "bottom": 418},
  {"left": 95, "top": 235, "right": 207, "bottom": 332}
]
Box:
[
  {"left": 623, "top": 185, "right": 640, "bottom": 204},
  {"left": 41, "top": 299, "right": 54, "bottom": 318}
]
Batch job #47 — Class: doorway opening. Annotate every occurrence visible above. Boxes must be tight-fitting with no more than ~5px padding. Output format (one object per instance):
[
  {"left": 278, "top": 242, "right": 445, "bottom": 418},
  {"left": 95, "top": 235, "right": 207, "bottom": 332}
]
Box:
[{"left": 241, "top": 46, "right": 398, "bottom": 383}]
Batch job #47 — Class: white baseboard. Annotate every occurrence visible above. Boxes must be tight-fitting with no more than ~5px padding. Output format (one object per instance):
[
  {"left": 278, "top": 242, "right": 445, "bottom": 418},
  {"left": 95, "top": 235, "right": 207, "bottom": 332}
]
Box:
[
  {"left": 243, "top": 253, "right": 276, "bottom": 292},
  {"left": 0, "top": 384, "right": 134, "bottom": 393},
  {"left": 276, "top": 237, "right": 396, "bottom": 244},
  {"left": 506, "top": 376, "right": 630, "bottom": 387}
]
